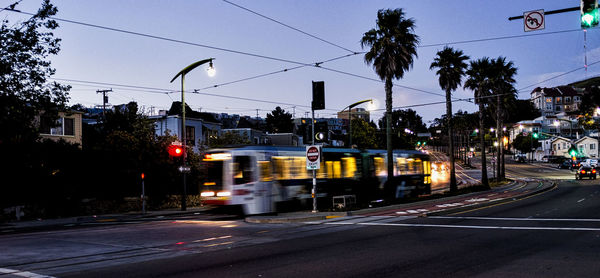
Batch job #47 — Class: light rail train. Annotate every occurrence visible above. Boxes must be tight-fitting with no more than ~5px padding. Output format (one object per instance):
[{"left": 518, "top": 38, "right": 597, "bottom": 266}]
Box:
[{"left": 200, "top": 146, "right": 431, "bottom": 214}]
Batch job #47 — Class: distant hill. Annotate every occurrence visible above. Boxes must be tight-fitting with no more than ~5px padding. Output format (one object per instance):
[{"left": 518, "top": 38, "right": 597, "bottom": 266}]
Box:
[{"left": 569, "top": 76, "right": 600, "bottom": 88}]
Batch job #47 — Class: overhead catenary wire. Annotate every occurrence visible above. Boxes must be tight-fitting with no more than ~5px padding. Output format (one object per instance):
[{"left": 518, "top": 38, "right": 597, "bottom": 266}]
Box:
[{"left": 222, "top": 0, "right": 358, "bottom": 54}]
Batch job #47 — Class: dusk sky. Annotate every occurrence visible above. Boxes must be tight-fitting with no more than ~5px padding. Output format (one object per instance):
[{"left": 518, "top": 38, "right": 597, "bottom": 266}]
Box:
[{"left": 4, "top": 0, "right": 600, "bottom": 125}]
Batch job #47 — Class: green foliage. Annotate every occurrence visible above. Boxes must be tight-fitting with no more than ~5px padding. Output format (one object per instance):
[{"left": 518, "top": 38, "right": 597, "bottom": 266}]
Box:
[
  {"left": 209, "top": 131, "right": 251, "bottom": 147},
  {"left": 265, "top": 106, "right": 293, "bottom": 133},
  {"left": 350, "top": 119, "right": 378, "bottom": 149},
  {"left": 512, "top": 133, "right": 540, "bottom": 154},
  {"left": 378, "top": 109, "right": 427, "bottom": 149},
  {"left": 0, "top": 0, "right": 70, "bottom": 144}
]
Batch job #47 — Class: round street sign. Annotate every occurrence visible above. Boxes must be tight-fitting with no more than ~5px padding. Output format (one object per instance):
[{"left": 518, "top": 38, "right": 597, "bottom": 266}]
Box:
[
  {"left": 306, "top": 145, "right": 321, "bottom": 170},
  {"left": 524, "top": 10, "right": 544, "bottom": 32},
  {"left": 307, "top": 146, "right": 320, "bottom": 162}
]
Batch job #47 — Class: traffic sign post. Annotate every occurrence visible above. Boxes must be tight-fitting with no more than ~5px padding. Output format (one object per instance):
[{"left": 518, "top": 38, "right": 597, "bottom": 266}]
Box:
[{"left": 306, "top": 145, "right": 321, "bottom": 213}]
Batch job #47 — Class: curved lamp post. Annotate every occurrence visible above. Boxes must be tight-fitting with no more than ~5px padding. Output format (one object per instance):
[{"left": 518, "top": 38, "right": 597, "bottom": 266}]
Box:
[
  {"left": 344, "top": 99, "right": 372, "bottom": 148},
  {"left": 170, "top": 58, "right": 215, "bottom": 211}
]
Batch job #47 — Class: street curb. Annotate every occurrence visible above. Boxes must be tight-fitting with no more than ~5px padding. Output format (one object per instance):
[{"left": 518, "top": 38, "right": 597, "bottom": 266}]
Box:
[
  {"left": 425, "top": 180, "right": 557, "bottom": 216},
  {"left": 245, "top": 212, "right": 349, "bottom": 224}
]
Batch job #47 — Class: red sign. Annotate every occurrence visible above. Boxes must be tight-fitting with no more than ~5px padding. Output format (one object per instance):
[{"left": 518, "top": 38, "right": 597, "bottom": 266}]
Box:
[{"left": 307, "top": 146, "right": 319, "bottom": 162}]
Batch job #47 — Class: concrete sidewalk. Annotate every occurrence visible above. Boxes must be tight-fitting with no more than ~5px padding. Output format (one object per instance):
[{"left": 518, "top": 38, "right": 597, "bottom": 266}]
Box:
[{"left": 0, "top": 180, "right": 556, "bottom": 232}]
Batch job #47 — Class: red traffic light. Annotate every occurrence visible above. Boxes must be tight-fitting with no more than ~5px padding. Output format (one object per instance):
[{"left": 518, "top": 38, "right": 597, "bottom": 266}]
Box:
[{"left": 168, "top": 145, "right": 184, "bottom": 157}]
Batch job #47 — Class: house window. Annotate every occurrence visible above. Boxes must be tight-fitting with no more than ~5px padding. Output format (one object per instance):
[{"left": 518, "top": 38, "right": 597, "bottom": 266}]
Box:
[
  {"left": 555, "top": 106, "right": 561, "bottom": 111},
  {"left": 40, "top": 117, "right": 75, "bottom": 136},
  {"left": 546, "top": 103, "right": 552, "bottom": 110},
  {"left": 574, "top": 96, "right": 581, "bottom": 102},
  {"left": 563, "top": 142, "right": 566, "bottom": 149},
  {"left": 545, "top": 97, "right": 552, "bottom": 103},
  {"left": 186, "top": 126, "right": 195, "bottom": 146},
  {"left": 557, "top": 144, "right": 561, "bottom": 150},
  {"left": 555, "top": 97, "right": 562, "bottom": 104},
  {"left": 592, "top": 143, "right": 596, "bottom": 150},
  {"left": 565, "top": 97, "right": 571, "bottom": 103}
]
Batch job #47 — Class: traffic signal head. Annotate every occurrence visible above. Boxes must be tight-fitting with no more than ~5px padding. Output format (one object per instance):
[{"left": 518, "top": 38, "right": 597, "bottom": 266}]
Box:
[
  {"left": 569, "top": 149, "right": 578, "bottom": 157},
  {"left": 168, "top": 145, "right": 184, "bottom": 157},
  {"left": 581, "top": 0, "right": 599, "bottom": 28},
  {"left": 532, "top": 132, "right": 539, "bottom": 139}
]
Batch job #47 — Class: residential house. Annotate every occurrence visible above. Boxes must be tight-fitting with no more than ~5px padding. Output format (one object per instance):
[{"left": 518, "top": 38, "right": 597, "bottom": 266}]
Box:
[
  {"left": 39, "top": 111, "right": 84, "bottom": 146},
  {"left": 530, "top": 86, "right": 582, "bottom": 117},
  {"left": 551, "top": 136, "right": 573, "bottom": 158},
  {"left": 151, "top": 102, "right": 222, "bottom": 153},
  {"left": 575, "top": 136, "right": 599, "bottom": 158}
]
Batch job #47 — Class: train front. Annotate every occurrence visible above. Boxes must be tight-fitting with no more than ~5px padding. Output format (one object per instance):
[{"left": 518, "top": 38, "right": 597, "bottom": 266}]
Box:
[{"left": 200, "top": 151, "right": 233, "bottom": 205}]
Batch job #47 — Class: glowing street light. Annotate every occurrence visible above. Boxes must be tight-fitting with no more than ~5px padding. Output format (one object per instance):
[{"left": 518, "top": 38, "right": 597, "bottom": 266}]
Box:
[{"left": 170, "top": 58, "right": 215, "bottom": 211}]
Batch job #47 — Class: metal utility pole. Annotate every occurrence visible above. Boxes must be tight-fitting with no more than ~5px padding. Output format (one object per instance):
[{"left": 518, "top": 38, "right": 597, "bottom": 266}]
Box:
[{"left": 96, "top": 89, "right": 113, "bottom": 119}]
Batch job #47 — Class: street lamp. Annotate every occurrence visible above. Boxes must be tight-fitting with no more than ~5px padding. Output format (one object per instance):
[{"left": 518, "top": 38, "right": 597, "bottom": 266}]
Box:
[
  {"left": 170, "top": 58, "right": 215, "bottom": 211},
  {"left": 344, "top": 99, "right": 372, "bottom": 148}
]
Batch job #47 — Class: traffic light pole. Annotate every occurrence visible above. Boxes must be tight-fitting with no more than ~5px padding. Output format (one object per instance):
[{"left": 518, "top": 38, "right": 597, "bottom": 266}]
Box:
[
  {"left": 311, "top": 109, "right": 317, "bottom": 213},
  {"left": 508, "top": 7, "right": 579, "bottom": 21}
]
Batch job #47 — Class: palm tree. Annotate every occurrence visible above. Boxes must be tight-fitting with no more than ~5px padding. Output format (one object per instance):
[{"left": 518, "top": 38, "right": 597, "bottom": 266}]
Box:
[
  {"left": 430, "top": 46, "right": 469, "bottom": 192},
  {"left": 490, "top": 57, "right": 517, "bottom": 181},
  {"left": 361, "top": 9, "right": 419, "bottom": 183},
  {"left": 464, "top": 58, "right": 492, "bottom": 188}
]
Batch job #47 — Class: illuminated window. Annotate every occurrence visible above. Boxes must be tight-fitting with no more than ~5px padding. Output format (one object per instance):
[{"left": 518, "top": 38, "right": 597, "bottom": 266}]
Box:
[
  {"left": 258, "top": 161, "right": 272, "bottom": 182},
  {"left": 341, "top": 157, "right": 357, "bottom": 178}
]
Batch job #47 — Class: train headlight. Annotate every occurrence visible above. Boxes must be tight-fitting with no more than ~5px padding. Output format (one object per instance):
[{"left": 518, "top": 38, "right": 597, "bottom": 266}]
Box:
[{"left": 201, "top": 191, "right": 215, "bottom": 197}]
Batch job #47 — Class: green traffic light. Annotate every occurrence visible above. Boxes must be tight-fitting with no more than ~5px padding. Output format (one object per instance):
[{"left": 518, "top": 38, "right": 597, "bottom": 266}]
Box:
[
  {"left": 581, "top": 1, "right": 599, "bottom": 28},
  {"left": 532, "top": 132, "right": 539, "bottom": 139}
]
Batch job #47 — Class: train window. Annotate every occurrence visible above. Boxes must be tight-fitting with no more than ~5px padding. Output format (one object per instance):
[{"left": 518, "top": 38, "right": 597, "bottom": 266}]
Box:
[
  {"left": 374, "top": 156, "right": 385, "bottom": 176},
  {"left": 316, "top": 160, "right": 326, "bottom": 178},
  {"left": 333, "top": 161, "right": 342, "bottom": 178},
  {"left": 325, "top": 161, "right": 333, "bottom": 178},
  {"left": 342, "top": 157, "right": 356, "bottom": 178},
  {"left": 258, "top": 161, "right": 272, "bottom": 182},
  {"left": 272, "top": 156, "right": 288, "bottom": 180},
  {"left": 397, "top": 157, "right": 408, "bottom": 175},
  {"left": 233, "top": 156, "right": 255, "bottom": 184}
]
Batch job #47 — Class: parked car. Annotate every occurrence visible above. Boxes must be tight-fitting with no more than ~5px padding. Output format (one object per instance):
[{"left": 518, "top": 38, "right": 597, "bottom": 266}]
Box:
[
  {"left": 576, "top": 166, "right": 597, "bottom": 180},
  {"left": 581, "top": 159, "right": 599, "bottom": 168},
  {"left": 558, "top": 160, "right": 572, "bottom": 169}
]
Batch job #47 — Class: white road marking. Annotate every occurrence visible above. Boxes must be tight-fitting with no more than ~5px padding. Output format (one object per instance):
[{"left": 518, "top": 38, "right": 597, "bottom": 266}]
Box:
[
  {"left": 577, "top": 198, "right": 585, "bottom": 203},
  {"left": 395, "top": 211, "right": 408, "bottom": 214},
  {"left": 0, "top": 268, "right": 55, "bottom": 278},
  {"left": 466, "top": 198, "right": 489, "bottom": 202},
  {"left": 428, "top": 216, "right": 600, "bottom": 222},
  {"left": 355, "top": 222, "right": 600, "bottom": 231}
]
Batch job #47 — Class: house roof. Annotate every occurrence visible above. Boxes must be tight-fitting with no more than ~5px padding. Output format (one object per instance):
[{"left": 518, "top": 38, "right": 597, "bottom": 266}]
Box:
[
  {"left": 551, "top": 136, "right": 571, "bottom": 143},
  {"left": 531, "top": 86, "right": 580, "bottom": 97},
  {"left": 167, "top": 102, "right": 220, "bottom": 124},
  {"left": 575, "top": 136, "right": 598, "bottom": 144}
]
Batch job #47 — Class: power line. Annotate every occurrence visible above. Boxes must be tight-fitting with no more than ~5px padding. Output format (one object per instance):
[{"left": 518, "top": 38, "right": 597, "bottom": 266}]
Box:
[
  {"left": 517, "top": 59, "right": 600, "bottom": 92},
  {"left": 5, "top": 9, "right": 316, "bottom": 67},
  {"left": 420, "top": 29, "right": 582, "bottom": 48},
  {"left": 0, "top": 0, "right": 23, "bottom": 13},
  {"left": 222, "top": 0, "right": 358, "bottom": 54}
]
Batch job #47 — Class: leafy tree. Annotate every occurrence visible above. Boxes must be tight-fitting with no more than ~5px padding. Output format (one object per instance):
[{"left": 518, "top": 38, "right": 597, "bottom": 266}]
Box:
[
  {"left": 362, "top": 8, "right": 419, "bottom": 181},
  {"left": 512, "top": 134, "right": 540, "bottom": 155},
  {"left": 209, "top": 131, "right": 251, "bottom": 147},
  {"left": 505, "top": 99, "right": 540, "bottom": 123},
  {"left": 464, "top": 57, "right": 493, "bottom": 188},
  {"left": 378, "top": 109, "right": 427, "bottom": 149},
  {"left": 430, "top": 46, "right": 469, "bottom": 192},
  {"left": 351, "top": 119, "right": 378, "bottom": 149},
  {"left": 0, "top": 0, "right": 70, "bottom": 144},
  {"left": 266, "top": 106, "right": 293, "bottom": 133}
]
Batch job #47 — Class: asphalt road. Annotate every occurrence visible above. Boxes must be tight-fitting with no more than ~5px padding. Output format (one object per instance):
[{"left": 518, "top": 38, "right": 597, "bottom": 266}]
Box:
[{"left": 3, "top": 161, "right": 600, "bottom": 277}]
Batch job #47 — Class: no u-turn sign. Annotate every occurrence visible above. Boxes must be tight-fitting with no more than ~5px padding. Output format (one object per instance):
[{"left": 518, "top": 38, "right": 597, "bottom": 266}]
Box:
[{"left": 524, "top": 10, "right": 545, "bottom": 32}]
